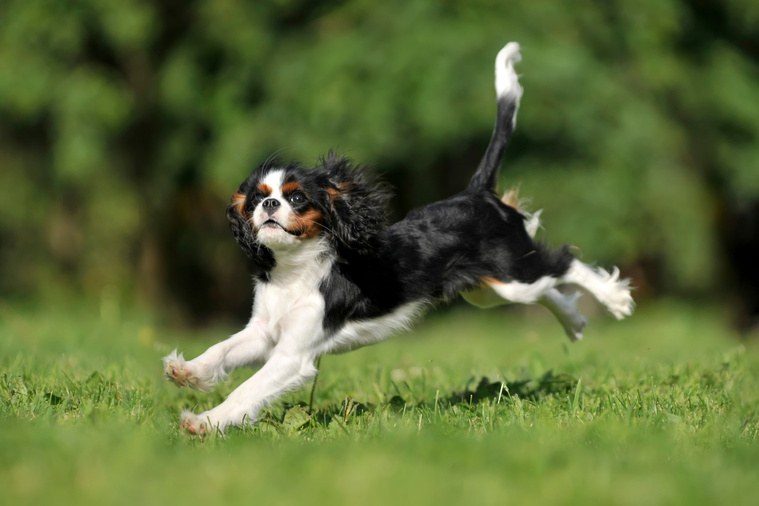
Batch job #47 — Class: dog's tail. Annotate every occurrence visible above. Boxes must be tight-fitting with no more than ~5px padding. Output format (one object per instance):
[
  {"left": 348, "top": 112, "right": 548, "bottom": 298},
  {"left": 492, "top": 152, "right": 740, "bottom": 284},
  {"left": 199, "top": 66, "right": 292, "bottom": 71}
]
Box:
[{"left": 467, "top": 42, "right": 523, "bottom": 193}]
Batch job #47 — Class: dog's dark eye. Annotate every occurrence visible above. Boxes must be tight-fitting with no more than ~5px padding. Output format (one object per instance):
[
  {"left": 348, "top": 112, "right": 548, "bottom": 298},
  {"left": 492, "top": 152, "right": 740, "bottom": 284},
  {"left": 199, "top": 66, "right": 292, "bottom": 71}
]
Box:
[
  {"left": 288, "top": 192, "right": 306, "bottom": 205},
  {"left": 251, "top": 192, "right": 264, "bottom": 205}
]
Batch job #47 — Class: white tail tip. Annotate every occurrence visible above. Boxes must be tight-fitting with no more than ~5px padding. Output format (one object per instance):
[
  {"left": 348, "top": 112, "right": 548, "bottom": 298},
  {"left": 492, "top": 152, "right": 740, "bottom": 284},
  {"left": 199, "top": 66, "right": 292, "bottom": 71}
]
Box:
[{"left": 495, "top": 42, "right": 523, "bottom": 100}]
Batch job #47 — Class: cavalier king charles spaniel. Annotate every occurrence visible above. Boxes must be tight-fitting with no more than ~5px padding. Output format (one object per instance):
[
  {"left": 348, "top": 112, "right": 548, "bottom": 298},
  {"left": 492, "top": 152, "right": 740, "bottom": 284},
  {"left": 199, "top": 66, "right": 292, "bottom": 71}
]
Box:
[{"left": 164, "top": 42, "right": 634, "bottom": 434}]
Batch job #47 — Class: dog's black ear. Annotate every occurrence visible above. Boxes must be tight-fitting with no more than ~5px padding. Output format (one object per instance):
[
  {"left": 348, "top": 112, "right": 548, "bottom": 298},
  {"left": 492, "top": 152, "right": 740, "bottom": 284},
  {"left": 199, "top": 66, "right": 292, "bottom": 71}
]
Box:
[
  {"left": 226, "top": 184, "right": 275, "bottom": 272},
  {"left": 320, "top": 153, "right": 391, "bottom": 258}
]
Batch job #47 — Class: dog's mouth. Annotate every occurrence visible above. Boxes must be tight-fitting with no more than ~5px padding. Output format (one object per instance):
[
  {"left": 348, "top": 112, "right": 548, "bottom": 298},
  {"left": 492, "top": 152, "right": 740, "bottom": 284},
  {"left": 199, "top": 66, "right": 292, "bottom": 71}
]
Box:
[
  {"left": 261, "top": 219, "right": 285, "bottom": 230},
  {"left": 260, "top": 219, "right": 300, "bottom": 236}
]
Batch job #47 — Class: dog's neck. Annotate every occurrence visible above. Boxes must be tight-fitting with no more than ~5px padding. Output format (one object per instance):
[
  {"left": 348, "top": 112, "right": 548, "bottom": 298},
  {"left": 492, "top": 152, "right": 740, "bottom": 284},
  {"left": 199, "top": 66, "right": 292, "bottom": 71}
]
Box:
[{"left": 265, "top": 237, "right": 332, "bottom": 286}]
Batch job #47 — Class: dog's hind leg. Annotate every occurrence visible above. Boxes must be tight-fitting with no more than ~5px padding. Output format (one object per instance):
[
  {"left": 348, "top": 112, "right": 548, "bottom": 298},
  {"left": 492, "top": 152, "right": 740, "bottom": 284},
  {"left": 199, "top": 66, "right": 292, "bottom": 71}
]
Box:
[
  {"left": 477, "top": 275, "right": 559, "bottom": 304},
  {"left": 462, "top": 277, "right": 587, "bottom": 341},
  {"left": 538, "top": 288, "right": 587, "bottom": 342}
]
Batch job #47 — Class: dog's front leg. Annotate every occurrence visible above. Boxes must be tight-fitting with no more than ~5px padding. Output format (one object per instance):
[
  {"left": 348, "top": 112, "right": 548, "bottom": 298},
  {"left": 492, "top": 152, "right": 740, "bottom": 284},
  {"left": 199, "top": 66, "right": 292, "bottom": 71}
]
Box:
[
  {"left": 164, "top": 318, "right": 272, "bottom": 391},
  {"left": 179, "top": 351, "right": 318, "bottom": 435}
]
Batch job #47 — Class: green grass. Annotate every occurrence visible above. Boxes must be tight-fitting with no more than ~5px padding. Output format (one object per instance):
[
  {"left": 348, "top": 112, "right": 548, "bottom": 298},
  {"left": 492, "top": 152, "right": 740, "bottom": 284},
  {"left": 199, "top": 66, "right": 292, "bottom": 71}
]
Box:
[{"left": 1, "top": 300, "right": 758, "bottom": 505}]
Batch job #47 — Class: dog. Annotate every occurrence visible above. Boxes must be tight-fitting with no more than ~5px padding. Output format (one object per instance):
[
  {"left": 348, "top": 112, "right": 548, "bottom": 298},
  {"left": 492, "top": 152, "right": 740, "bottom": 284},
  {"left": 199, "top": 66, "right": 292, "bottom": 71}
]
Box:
[{"left": 163, "top": 42, "right": 633, "bottom": 434}]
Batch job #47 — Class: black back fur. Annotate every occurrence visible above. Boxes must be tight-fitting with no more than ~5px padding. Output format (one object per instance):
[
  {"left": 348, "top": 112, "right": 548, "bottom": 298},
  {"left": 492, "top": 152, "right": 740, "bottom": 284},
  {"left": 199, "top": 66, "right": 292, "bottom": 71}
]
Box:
[{"left": 227, "top": 70, "right": 574, "bottom": 332}]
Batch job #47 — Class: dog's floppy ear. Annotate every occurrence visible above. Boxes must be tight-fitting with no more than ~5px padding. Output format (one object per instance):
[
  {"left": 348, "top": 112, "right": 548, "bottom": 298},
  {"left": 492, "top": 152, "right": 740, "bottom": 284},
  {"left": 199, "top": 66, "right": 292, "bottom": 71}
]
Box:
[
  {"left": 320, "top": 153, "right": 391, "bottom": 258},
  {"left": 226, "top": 179, "right": 275, "bottom": 272}
]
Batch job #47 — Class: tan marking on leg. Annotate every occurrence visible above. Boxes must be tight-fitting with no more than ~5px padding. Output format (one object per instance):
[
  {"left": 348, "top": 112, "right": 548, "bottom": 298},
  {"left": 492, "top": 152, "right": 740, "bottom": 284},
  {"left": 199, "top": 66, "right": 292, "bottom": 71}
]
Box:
[
  {"left": 481, "top": 276, "right": 506, "bottom": 286},
  {"left": 461, "top": 276, "right": 509, "bottom": 308}
]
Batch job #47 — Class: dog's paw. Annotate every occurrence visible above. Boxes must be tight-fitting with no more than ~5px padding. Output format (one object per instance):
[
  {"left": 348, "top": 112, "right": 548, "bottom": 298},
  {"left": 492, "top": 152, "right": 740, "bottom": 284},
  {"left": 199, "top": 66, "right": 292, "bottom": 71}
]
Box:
[
  {"left": 163, "top": 350, "right": 214, "bottom": 392},
  {"left": 542, "top": 289, "right": 587, "bottom": 342},
  {"left": 603, "top": 268, "right": 635, "bottom": 320},
  {"left": 180, "top": 411, "right": 210, "bottom": 436},
  {"left": 562, "top": 291, "right": 588, "bottom": 342}
]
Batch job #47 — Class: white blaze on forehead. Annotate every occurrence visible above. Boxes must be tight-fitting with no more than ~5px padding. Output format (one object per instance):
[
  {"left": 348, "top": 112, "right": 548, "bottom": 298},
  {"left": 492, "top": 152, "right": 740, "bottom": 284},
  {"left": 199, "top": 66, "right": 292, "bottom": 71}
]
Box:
[
  {"left": 254, "top": 168, "right": 299, "bottom": 248},
  {"left": 261, "top": 169, "right": 285, "bottom": 198}
]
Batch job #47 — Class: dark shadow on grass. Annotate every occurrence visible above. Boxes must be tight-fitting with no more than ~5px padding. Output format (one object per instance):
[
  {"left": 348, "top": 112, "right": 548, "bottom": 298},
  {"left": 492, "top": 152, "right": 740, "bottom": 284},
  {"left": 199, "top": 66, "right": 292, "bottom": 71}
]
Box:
[
  {"left": 446, "top": 370, "right": 579, "bottom": 406},
  {"left": 254, "top": 370, "right": 579, "bottom": 433}
]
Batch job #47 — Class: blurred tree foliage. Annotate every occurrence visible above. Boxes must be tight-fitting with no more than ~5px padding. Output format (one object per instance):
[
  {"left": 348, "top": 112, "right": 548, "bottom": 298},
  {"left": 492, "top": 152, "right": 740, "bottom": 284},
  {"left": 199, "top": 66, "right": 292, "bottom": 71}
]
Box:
[{"left": 0, "top": 0, "right": 757, "bottom": 323}]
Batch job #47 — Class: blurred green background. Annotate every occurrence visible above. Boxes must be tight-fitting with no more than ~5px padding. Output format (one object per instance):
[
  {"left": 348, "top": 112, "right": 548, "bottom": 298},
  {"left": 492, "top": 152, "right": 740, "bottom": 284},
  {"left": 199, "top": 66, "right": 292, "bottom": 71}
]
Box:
[{"left": 1, "top": 0, "right": 758, "bottom": 327}]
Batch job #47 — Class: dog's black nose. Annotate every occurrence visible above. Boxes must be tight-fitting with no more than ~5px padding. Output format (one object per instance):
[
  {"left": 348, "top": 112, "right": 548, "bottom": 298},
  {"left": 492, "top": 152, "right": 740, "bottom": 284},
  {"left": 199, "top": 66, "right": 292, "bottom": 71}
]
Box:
[{"left": 262, "top": 198, "right": 281, "bottom": 214}]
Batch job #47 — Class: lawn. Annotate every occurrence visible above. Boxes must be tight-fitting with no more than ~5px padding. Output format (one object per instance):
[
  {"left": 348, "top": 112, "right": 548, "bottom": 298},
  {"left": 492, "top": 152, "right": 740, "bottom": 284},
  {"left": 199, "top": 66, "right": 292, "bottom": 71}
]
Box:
[{"left": 1, "top": 299, "right": 758, "bottom": 505}]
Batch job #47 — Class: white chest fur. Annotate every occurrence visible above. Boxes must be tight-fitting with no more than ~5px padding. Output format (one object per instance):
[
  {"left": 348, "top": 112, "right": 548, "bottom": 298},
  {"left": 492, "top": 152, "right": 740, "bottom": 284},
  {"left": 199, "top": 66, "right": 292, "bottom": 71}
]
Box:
[{"left": 252, "top": 239, "right": 333, "bottom": 345}]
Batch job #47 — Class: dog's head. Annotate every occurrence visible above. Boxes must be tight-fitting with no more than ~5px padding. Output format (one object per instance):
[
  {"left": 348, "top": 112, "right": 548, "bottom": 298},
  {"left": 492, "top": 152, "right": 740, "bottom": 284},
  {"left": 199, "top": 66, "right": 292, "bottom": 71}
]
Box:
[{"left": 227, "top": 153, "right": 390, "bottom": 270}]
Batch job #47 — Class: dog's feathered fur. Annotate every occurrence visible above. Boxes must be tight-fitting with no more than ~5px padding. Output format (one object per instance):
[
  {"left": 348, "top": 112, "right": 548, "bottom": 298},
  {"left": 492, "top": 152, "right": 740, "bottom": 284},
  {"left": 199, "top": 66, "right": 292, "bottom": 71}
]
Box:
[{"left": 164, "top": 42, "right": 633, "bottom": 435}]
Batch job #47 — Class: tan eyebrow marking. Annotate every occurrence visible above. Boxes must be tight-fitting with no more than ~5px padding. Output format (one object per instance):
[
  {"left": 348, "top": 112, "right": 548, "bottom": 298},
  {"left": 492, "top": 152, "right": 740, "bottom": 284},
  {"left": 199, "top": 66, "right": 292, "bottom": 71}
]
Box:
[{"left": 282, "top": 181, "right": 303, "bottom": 194}]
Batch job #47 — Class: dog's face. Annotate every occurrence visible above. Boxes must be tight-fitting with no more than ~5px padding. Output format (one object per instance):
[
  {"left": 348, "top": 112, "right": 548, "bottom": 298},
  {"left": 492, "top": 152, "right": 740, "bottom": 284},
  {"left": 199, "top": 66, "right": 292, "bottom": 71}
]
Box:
[
  {"left": 227, "top": 154, "right": 391, "bottom": 269},
  {"left": 230, "top": 166, "right": 328, "bottom": 250}
]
